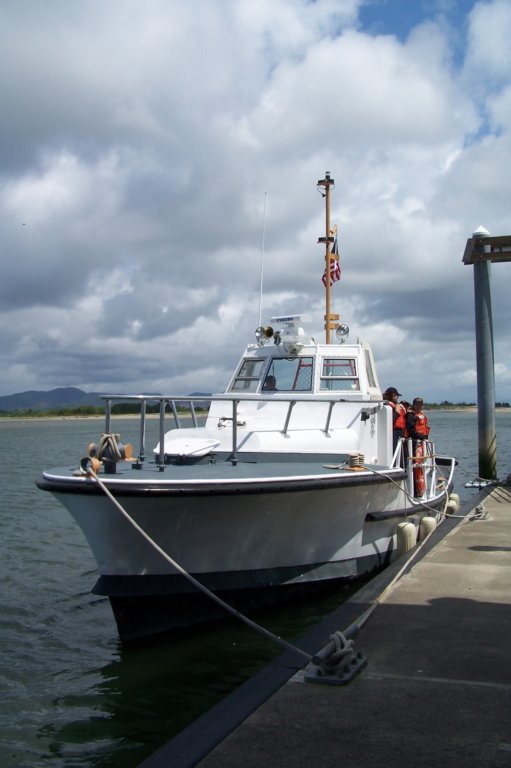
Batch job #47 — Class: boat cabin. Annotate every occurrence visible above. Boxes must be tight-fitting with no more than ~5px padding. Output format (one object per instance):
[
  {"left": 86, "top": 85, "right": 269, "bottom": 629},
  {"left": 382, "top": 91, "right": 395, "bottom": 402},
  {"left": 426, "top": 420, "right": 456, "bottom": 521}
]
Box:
[
  {"left": 225, "top": 315, "right": 381, "bottom": 401},
  {"left": 196, "top": 315, "right": 392, "bottom": 465}
]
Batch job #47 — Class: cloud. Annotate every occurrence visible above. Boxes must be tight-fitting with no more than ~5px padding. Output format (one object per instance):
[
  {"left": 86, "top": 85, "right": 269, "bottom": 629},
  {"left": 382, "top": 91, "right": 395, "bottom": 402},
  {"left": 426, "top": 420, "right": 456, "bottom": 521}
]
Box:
[
  {"left": 0, "top": 0, "right": 510, "bottom": 404},
  {"left": 464, "top": 0, "right": 511, "bottom": 87}
]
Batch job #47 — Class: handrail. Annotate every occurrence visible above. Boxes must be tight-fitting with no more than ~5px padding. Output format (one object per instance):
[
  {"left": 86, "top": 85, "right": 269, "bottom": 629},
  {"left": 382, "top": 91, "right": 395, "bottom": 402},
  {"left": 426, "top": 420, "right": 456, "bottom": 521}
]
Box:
[
  {"left": 99, "top": 393, "right": 367, "bottom": 403},
  {"left": 98, "top": 393, "right": 381, "bottom": 468},
  {"left": 105, "top": 399, "right": 112, "bottom": 433},
  {"left": 169, "top": 400, "right": 181, "bottom": 428},
  {"left": 324, "top": 401, "right": 335, "bottom": 435},
  {"left": 139, "top": 399, "right": 146, "bottom": 462},
  {"left": 403, "top": 438, "right": 439, "bottom": 499},
  {"left": 282, "top": 401, "right": 296, "bottom": 435},
  {"left": 159, "top": 400, "right": 166, "bottom": 470},
  {"left": 190, "top": 400, "right": 198, "bottom": 428}
]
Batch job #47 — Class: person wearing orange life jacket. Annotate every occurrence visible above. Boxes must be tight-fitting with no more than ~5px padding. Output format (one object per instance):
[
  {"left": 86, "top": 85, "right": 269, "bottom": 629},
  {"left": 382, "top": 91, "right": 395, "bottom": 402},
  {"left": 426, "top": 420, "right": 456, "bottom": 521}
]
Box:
[
  {"left": 406, "top": 397, "right": 430, "bottom": 497},
  {"left": 383, "top": 386, "right": 407, "bottom": 450},
  {"left": 406, "top": 397, "right": 430, "bottom": 443}
]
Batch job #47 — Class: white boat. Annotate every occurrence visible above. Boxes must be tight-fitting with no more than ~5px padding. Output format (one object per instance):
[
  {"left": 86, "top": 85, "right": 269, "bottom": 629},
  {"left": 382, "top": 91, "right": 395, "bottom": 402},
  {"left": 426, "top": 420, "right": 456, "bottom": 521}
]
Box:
[{"left": 38, "top": 173, "right": 456, "bottom": 643}]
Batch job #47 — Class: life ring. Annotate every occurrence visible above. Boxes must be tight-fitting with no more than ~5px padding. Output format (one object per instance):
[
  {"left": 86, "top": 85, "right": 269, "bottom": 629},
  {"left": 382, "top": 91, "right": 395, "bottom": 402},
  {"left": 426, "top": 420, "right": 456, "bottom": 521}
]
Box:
[{"left": 414, "top": 441, "right": 426, "bottom": 497}]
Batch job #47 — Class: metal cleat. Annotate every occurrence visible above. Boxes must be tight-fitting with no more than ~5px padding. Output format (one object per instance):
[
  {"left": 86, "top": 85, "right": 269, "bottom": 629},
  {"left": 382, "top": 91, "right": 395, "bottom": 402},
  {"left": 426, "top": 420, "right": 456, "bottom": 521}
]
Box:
[{"left": 304, "top": 630, "right": 368, "bottom": 686}]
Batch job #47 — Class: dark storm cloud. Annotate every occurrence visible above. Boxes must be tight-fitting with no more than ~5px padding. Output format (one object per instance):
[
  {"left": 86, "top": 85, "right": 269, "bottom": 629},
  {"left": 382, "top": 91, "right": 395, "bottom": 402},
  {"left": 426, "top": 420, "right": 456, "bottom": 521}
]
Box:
[{"left": 0, "top": 0, "right": 510, "bottom": 403}]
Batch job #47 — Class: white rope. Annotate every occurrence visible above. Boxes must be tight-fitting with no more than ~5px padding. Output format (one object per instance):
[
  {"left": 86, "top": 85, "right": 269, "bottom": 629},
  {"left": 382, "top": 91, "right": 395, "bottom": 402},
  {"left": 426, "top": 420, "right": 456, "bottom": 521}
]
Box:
[
  {"left": 363, "top": 465, "right": 487, "bottom": 521},
  {"left": 86, "top": 467, "right": 312, "bottom": 663},
  {"left": 324, "top": 442, "right": 451, "bottom": 517},
  {"left": 97, "top": 433, "right": 122, "bottom": 462},
  {"left": 340, "top": 508, "right": 448, "bottom": 638},
  {"left": 329, "top": 630, "right": 354, "bottom": 661},
  {"left": 86, "top": 460, "right": 483, "bottom": 669},
  {"left": 347, "top": 464, "right": 450, "bottom": 517}
]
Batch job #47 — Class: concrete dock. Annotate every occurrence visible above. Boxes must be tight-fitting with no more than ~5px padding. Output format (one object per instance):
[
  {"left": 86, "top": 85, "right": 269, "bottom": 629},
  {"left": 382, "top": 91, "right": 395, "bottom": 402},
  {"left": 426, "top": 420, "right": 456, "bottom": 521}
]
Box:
[{"left": 140, "top": 486, "right": 511, "bottom": 768}]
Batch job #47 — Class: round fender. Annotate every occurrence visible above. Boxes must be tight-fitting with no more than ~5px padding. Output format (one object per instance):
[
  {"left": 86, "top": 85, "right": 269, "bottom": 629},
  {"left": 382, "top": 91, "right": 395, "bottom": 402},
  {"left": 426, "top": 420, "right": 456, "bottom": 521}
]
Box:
[
  {"left": 419, "top": 516, "right": 436, "bottom": 540},
  {"left": 396, "top": 521, "right": 417, "bottom": 557},
  {"left": 446, "top": 499, "right": 458, "bottom": 515}
]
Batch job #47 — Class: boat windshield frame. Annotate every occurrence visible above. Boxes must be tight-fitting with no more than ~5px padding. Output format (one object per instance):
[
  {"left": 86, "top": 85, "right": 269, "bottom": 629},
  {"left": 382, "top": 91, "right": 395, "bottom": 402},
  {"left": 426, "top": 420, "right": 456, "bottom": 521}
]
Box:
[
  {"left": 229, "top": 355, "right": 315, "bottom": 393},
  {"left": 319, "top": 356, "right": 360, "bottom": 392}
]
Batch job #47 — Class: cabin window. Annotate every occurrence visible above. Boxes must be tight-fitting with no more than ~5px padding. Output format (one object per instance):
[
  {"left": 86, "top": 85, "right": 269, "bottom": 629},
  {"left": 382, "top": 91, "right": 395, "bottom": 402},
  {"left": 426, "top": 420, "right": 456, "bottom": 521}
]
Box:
[
  {"left": 263, "top": 357, "right": 314, "bottom": 391},
  {"left": 230, "top": 359, "right": 266, "bottom": 392},
  {"left": 320, "top": 358, "right": 359, "bottom": 391}
]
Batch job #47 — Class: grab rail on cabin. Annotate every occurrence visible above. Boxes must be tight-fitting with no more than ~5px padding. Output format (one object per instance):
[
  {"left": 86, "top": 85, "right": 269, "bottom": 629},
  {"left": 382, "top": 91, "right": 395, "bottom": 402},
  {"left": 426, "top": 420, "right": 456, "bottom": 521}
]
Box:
[{"left": 101, "top": 394, "right": 382, "bottom": 467}]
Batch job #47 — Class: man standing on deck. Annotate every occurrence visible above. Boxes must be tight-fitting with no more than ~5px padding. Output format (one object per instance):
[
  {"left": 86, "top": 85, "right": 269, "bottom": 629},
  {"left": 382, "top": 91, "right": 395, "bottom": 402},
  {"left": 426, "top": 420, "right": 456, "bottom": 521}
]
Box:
[
  {"left": 406, "top": 397, "right": 430, "bottom": 443},
  {"left": 383, "top": 387, "right": 407, "bottom": 451}
]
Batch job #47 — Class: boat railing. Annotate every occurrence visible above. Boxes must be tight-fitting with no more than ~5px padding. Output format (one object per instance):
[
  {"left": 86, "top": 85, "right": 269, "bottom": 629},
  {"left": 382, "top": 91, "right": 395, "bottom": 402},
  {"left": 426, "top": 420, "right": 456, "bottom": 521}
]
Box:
[
  {"left": 399, "top": 437, "right": 439, "bottom": 501},
  {"left": 101, "top": 394, "right": 382, "bottom": 467}
]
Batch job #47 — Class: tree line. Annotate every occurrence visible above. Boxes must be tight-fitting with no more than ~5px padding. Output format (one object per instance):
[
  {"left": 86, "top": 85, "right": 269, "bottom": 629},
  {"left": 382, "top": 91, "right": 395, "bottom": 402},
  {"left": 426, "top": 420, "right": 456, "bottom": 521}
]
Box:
[
  {"left": 0, "top": 403, "right": 207, "bottom": 418},
  {"left": 1, "top": 401, "right": 509, "bottom": 418},
  {"left": 424, "top": 401, "right": 510, "bottom": 409}
]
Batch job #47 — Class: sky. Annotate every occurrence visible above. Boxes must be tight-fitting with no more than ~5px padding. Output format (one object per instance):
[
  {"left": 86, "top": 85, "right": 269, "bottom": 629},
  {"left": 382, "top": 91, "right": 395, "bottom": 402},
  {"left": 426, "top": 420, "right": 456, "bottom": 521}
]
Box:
[{"left": 1, "top": 0, "right": 511, "bottom": 403}]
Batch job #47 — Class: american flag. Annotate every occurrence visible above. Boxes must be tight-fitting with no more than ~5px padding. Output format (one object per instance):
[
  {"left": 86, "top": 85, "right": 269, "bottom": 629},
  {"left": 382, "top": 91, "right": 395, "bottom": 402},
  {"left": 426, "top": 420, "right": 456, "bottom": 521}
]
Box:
[{"left": 322, "top": 235, "right": 341, "bottom": 287}]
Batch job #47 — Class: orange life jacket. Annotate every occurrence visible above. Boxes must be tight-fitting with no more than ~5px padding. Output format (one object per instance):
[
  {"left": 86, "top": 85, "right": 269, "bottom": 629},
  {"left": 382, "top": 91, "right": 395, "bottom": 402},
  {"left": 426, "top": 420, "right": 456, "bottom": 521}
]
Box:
[
  {"left": 388, "top": 401, "right": 406, "bottom": 431},
  {"left": 413, "top": 411, "right": 430, "bottom": 437}
]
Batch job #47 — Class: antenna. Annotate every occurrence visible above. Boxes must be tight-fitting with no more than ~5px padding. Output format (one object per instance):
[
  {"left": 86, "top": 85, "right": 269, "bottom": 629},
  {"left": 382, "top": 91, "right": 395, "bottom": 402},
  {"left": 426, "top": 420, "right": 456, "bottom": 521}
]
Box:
[{"left": 257, "top": 192, "right": 267, "bottom": 328}]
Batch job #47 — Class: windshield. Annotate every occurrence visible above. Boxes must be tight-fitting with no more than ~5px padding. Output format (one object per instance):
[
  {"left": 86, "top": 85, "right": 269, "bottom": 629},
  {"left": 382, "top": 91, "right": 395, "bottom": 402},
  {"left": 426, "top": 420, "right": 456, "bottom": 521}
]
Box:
[{"left": 262, "top": 357, "right": 314, "bottom": 392}]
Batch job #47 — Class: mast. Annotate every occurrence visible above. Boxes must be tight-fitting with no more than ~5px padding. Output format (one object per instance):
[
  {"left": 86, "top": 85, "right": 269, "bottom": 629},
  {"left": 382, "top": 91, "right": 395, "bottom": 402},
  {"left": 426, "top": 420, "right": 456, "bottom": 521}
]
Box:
[{"left": 317, "top": 172, "right": 339, "bottom": 343}]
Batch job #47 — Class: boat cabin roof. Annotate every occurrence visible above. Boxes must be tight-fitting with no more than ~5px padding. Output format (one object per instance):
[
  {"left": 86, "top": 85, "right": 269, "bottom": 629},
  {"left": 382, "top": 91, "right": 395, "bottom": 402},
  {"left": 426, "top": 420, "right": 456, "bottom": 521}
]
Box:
[{"left": 225, "top": 315, "right": 381, "bottom": 401}]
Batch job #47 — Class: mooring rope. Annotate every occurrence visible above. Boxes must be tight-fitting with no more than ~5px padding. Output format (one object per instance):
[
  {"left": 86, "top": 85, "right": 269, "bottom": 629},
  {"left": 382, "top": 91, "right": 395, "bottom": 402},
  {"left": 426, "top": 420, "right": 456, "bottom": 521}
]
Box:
[
  {"left": 363, "top": 466, "right": 487, "bottom": 521},
  {"left": 363, "top": 465, "right": 449, "bottom": 515},
  {"left": 86, "top": 467, "right": 313, "bottom": 663},
  {"left": 84, "top": 450, "right": 487, "bottom": 669}
]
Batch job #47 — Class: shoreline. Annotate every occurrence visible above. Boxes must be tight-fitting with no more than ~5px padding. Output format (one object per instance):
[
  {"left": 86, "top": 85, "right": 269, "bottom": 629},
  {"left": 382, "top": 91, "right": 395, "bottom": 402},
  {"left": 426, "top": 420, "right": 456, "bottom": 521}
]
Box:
[
  {"left": 1, "top": 407, "right": 511, "bottom": 424},
  {"left": 0, "top": 411, "right": 194, "bottom": 424},
  {"left": 0, "top": 413, "right": 168, "bottom": 424}
]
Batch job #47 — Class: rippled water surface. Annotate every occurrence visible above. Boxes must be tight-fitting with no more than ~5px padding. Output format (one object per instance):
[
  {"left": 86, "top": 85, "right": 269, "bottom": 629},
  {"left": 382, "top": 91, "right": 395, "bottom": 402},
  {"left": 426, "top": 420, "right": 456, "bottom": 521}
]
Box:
[{"left": 1, "top": 412, "right": 509, "bottom": 767}]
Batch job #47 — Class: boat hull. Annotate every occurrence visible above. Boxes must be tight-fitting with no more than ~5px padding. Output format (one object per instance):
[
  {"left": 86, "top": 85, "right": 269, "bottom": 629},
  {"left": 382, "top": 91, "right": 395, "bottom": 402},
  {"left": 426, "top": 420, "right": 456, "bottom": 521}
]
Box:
[
  {"left": 102, "top": 569, "right": 374, "bottom": 643},
  {"left": 39, "top": 466, "right": 449, "bottom": 642}
]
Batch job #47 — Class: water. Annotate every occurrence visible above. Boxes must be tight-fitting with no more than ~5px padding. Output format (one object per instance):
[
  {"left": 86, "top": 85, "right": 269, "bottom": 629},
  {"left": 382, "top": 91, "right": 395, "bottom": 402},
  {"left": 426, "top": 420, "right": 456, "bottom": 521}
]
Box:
[{"left": 1, "top": 411, "right": 510, "bottom": 767}]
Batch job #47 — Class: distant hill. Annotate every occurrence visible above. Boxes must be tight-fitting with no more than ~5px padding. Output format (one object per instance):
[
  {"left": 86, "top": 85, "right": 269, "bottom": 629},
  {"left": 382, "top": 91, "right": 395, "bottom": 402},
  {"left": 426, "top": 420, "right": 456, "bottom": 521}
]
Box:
[
  {"left": 0, "top": 388, "right": 214, "bottom": 413},
  {"left": 0, "top": 387, "right": 103, "bottom": 412}
]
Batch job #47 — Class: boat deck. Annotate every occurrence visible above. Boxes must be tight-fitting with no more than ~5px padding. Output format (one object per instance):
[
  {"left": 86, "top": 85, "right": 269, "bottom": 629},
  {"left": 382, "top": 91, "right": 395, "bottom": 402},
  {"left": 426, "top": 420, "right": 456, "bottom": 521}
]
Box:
[{"left": 42, "top": 454, "right": 402, "bottom": 486}]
